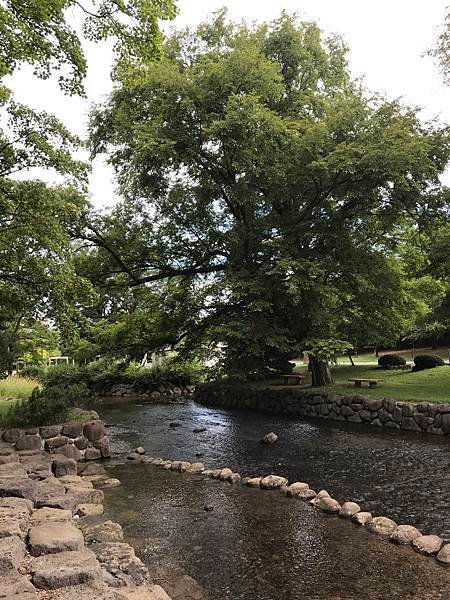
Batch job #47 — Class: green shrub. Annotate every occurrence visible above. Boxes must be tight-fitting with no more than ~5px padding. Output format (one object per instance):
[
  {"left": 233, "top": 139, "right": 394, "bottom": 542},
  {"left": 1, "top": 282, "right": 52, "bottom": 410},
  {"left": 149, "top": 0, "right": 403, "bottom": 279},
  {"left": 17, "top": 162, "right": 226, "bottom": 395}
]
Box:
[
  {"left": 413, "top": 354, "right": 445, "bottom": 371},
  {"left": 20, "top": 365, "right": 46, "bottom": 381},
  {"left": 0, "top": 382, "right": 95, "bottom": 428},
  {"left": 378, "top": 354, "right": 407, "bottom": 368}
]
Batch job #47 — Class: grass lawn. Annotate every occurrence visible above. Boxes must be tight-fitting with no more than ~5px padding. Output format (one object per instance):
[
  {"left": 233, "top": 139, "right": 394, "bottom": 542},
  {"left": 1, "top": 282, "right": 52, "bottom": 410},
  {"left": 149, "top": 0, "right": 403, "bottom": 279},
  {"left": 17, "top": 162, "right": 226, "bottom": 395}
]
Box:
[
  {"left": 267, "top": 364, "right": 450, "bottom": 403},
  {"left": 293, "top": 347, "right": 450, "bottom": 366},
  {"left": 0, "top": 375, "right": 40, "bottom": 399}
]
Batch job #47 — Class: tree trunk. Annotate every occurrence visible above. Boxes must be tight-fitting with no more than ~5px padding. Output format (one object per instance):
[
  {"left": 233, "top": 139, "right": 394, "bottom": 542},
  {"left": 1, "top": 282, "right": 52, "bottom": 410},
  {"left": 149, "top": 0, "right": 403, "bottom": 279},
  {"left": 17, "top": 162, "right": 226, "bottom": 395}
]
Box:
[
  {"left": 347, "top": 351, "right": 355, "bottom": 366},
  {"left": 310, "top": 355, "right": 333, "bottom": 387}
]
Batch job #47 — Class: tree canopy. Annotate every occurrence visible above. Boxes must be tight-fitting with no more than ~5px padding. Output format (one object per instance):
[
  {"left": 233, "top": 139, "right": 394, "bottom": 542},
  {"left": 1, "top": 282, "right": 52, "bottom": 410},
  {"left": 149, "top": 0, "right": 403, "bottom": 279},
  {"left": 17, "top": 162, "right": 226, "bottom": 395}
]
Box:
[{"left": 82, "top": 11, "right": 450, "bottom": 380}]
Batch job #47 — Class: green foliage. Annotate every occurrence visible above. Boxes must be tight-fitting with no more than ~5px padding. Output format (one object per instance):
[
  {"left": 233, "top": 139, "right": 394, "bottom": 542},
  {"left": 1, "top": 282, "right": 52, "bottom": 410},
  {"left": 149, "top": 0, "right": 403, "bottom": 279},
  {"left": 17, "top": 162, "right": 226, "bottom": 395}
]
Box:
[
  {"left": 0, "top": 0, "right": 177, "bottom": 95},
  {"left": 303, "top": 339, "right": 353, "bottom": 363},
  {"left": 84, "top": 12, "right": 450, "bottom": 381},
  {"left": 429, "top": 8, "right": 450, "bottom": 85},
  {"left": 0, "top": 386, "right": 68, "bottom": 428},
  {"left": 413, "top": 354, "right": 446, "bottom": 371},
  {"left": 378, "top": 354, "right": 407, "bottom": 368}
]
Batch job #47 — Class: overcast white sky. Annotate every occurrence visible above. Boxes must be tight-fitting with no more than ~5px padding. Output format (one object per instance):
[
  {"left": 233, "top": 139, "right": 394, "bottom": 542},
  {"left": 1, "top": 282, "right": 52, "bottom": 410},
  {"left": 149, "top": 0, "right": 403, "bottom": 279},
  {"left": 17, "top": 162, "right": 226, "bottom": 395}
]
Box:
[{"left": 8, "top": 0, "right": 450, "bottom": 207}]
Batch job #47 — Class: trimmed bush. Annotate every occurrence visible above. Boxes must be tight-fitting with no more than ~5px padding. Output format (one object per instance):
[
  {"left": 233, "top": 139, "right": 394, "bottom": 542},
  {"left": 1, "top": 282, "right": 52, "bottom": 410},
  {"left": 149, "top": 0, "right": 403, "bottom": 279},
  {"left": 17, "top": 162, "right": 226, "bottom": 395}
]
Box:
[
  {"left": 378, "top": 354, "right": 407, "bottom": 368},
  {"left": 413, "top": 354, "right": 445, "bottom": 371}
]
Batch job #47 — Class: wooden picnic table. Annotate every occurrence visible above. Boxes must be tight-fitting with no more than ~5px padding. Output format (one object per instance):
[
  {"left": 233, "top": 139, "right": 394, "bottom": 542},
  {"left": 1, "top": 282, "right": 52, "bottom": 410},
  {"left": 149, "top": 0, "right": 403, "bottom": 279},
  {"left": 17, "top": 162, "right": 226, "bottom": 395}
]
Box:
[
  {"left": 348, "top": 378, "right": 381, "bottom": 388},
  {"left": 282, "top": 374, "right": 305, "bottom": 385}
]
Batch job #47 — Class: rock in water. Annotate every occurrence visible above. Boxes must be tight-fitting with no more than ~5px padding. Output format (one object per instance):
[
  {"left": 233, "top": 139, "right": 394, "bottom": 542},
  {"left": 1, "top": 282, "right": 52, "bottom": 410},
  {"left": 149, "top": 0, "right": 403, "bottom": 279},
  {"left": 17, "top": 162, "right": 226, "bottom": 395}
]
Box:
[{"left": 262, "top": 432, "right": 278, "bottom": 444}]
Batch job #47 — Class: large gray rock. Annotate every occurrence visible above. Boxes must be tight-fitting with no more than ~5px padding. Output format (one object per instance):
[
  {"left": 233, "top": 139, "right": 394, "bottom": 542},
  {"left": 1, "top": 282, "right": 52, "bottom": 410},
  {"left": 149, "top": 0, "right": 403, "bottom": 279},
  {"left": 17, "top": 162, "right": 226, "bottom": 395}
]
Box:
[
  {"left": 30, "top": 549, "right": 102, "bottom": 589},
  {"left": 52, "top": 457, "right": 77, "bottom": 478},
  {"left": 62, "top": 423, "right": 84, "bottom": 439},
  {"left": 40, "top": 425, "right": 63, "bottom": 439},
  {"left": 83, "top": 422, "right": 106, "bottom": 443},
  {"left": 412, "top": 534, "right": 444, "bottom": 556},
  {"left": 365, "top": 516, "right": 397, "bottom": 536},
  {"left": 28, "top": 522, "right": 84, "bottom": 556},
  {"left": 15, "top": 436, "right": 42, "bottom": 452},
  {"left": 0, "top": 535, "right": 27, "bottom": 574},
  {"left": 91, "top": 542, "right": 149, "bottom": 587},
  {"left": 0, "top": 573, "right": 37, "bottom": 597},
  {"left": 390, "top": 525, "right": 421, "bottom": 545}
]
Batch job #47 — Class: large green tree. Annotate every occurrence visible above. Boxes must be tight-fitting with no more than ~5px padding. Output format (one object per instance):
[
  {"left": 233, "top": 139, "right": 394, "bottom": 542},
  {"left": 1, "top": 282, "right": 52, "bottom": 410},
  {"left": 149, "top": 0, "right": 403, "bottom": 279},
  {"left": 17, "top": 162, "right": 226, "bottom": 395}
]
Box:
[{"left": 85, "top": 11, "right": 450, "bottom": 382}]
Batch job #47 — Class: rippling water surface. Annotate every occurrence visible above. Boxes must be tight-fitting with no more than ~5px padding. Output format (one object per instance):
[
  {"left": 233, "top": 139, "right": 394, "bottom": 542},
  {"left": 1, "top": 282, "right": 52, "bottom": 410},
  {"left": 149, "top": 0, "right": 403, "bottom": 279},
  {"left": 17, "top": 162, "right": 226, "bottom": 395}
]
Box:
[{"left": 100, "top": 399, "right": 450, "bottom": 599}]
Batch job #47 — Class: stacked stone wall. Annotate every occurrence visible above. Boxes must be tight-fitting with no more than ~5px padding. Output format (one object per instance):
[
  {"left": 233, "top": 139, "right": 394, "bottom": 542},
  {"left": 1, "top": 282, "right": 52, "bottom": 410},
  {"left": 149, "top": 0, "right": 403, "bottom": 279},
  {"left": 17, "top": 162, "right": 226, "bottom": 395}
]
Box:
[
  {"left": 195, "top": 385, "right": 450, "bottom": 436},
  {"left": 0, "top": 419, "right": 110, "bottom": 462}
]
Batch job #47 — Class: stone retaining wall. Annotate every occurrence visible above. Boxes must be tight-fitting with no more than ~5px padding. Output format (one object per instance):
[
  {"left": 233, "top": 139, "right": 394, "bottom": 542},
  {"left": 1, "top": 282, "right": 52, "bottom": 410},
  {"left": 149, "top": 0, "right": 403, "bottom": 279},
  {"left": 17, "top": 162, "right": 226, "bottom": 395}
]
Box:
[
  {"left": 195, "top": 384, "right": 450, "bottom": 436},
  {"left": 0, "top": 419, "right": 111, "bottom": 462}
]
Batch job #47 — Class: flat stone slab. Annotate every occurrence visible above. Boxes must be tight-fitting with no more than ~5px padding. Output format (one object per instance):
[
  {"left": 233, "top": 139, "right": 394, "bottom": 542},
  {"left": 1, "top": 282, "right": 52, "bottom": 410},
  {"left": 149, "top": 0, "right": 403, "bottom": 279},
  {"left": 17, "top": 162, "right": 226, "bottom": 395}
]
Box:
[
  {"left": 76, "top": 504, "right": 104, "bottom": 518},
  {"left": 0, "top": 505, "right": 30, "bottom": 539},
  {"left": 38, "top": 582, "right": 116, "bottom": 599},
  {"left": 70, "top": 487, "right": 104, "bottom": 507},
  {"left": 28, "top": 522, "right": 84, "bottom": 556},
  {"left": 0, "top": 535, "right": 27, "bottom": 575},
  {"left": 31, "top": 507, "right": 72, "bottom": 526},
  {"left": 30, "top": 549, "right": 102, "bottom": 589},
  {"left": 83, "top": 521, "right": 124, "bottom": 543},
  {"left": 0, "top": 573, "right": 37, "bottom": 597},
  {"left": 0, "top": 476, "right": 34, "bottom": 500}
]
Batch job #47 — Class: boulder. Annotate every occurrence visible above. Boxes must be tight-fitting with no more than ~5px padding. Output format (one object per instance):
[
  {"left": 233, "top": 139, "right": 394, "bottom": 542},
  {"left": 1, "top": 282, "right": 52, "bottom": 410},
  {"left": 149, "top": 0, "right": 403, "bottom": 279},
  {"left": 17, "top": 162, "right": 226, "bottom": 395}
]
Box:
[
  {"left": 28, "top": 522, "right": 84, "bottom": 556},
  {"left": 298, "top": 488, "right": 316, "bottom": 501},
  {"left": 74, "top": 437, "right": 89, "bottom": 451},
  {"left": 218, "top": 468, "right": 233, "bottom": 481},
  {"left": 69, "top": 486, "right": 104, "bottom": 507},
  {"left": 78, "top": 463, "right": 106, "bottom": 477},
  {"left": 412, "top": 534, "right": 444, "bottom": 556},
  {"left": 84, "top": 448, "right": 102, "bottom": 461},
  {"left": 260, "top": 475, "right": 288, "bottom": 490},
  {"left": 57, "top": 445, "right": 82, "bottom": 461},
  {"left": 315, "top": 497, "right": 341, "bottom": 513},
  {"left": 62, "top": 423, "right": 84, "bottom": 439},
  {"left": 0, "top": 535, "right": 27, "bottom": 575},
  {"left": 351, "top": 512, "right": 372, "bottom": 526},
  {"left": 15, "top": 436, "right": 42, "bottom": 452},
  {"left": 52, "top": 457, "right": 77, "bottom": 478},
  {"left": 40, "top": 426, "right": 63, "bottom": 439},
  {"left": 37, "top": 582, "right": 116, "bottom": 600},
  {"left": 2, "top": 430, "right": 24, "bottom": 444},
  {"left": 390, "top": 525, "right": 421, "bottom": 545},
  {"left": 229, "top": 473, "right": 241, "bottom": 484},
  {"left": 339, "top": 502, "right": 361, "bottom": 518},
  {"left": 45, "top": 437, "right": 69, "bottom": 452},
  {"left": 187, "top": 463, "right": 205, "bottom": 474},
  {"left": 365, "top": 516, "right": 397, "bottom": 537},
  {"left": 93, "top": 438, "right": 111, "bottom": 458},
  {"left": 30, "top": 549, "right": 102, "bottom": 589},
  {"left": 0, "top": 475, "right": 34, "bottom": 500},
  {"left": 83, "top": 422, "right": 106, "bottom": 443},
  {"left": 261, "top": 432, "right": 278, "bottom": 444}
]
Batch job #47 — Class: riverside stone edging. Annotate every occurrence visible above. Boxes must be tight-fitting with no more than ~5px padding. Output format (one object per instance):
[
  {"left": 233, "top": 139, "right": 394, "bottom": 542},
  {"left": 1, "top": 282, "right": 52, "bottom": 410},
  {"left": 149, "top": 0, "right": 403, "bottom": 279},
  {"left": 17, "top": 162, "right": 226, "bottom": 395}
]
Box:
[
  {"left": 126, "top": 448, "right": 450, "bottom": 568},
  {"left": 194, "top": 384, "right": 450, "bottom": 436},
  {"left": 0, "top": 444, "right": 171, "bottom": 598},
  {"left": 0, "top": 419, "right": 111, "bottom": 463}
]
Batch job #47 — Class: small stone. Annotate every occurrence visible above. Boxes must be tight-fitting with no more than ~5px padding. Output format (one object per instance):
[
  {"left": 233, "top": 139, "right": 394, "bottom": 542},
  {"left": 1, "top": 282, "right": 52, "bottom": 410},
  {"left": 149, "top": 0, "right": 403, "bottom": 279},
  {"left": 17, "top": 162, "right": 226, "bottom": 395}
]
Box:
[
  {"left": 229, "top": 473, "right": 241, "bottom": 484},
  {"left": 218, "top": 468, "right": 233, "bottom": 481},
  {"left": 339, "top": 502, "right": 361, "bottom": 518},
  {"left": 169, "top": 422, "right": 181, "bottom": 428},
  {"left": 76, "top": 504, "right": 104, "bottom": 518},
  {"left": 390, "top": 525, "right": 421, "bottom": 545},
  {"left": 0, "top": 573, "right": 37, "bottom": 596},
  {"left": 286, "top": 482, "right": 309, "bottom": 496},
  {"left": 193, "top": 427, "right": 207, "bottom": 433},
  {"left": 366, "top": 516, "right": 397, "bottom": 537},
  {"left": 352, "top": 511, "right": 372, "bottom": 526},
  {"left": 187, "top": 463, "right": 205, "bottom": 474},
  {"left": 437, "top": 544, "right": 450, "bottom": 564},
  {"left": 315, "top": 497, "right": 341, "bottom": 513},
  {"left": 96, "top": 478, "right": 121, "bottom": 489},
  {"left": 262, "top": 432, "right": 278, "bottom": 444},
  {"left": 260, "top": 475, "right": 288, "bottom": 489},
  {"left": 134, "top": 447, "right": 145, "bottom": 455},
  {"left": 203, "top": 505, "right": 213, "bottom": 512},
  {"left": 246, "top": 477, "right": 262, "bottom": 487},
  {"left": 127, "top": 453, "right": 141, "bottom": 461},
  {"left": 412, "top": 534, "right": 444, "bottom": 556},
  {"left": 298, "top": 488, "right": 316, "bottom": 500}
]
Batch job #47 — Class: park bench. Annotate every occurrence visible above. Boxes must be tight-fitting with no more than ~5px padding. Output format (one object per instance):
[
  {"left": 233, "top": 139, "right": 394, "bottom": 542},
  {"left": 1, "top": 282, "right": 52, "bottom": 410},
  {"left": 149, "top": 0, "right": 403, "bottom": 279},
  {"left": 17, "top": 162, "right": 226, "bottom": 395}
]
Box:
[
  {"left": 282, "top": 374, "right": 305, "bottom": 385},
  {"left": 348, "top": 378, "right": 381, "bottom": 388}
]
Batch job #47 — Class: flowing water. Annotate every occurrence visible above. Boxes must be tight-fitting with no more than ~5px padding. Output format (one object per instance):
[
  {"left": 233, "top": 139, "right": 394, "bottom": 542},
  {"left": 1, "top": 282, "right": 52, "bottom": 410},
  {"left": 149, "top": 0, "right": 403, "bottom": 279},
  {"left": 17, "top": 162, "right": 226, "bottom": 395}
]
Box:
[{"left": 99, "top": 399, "right": 450, "bottom": 599}]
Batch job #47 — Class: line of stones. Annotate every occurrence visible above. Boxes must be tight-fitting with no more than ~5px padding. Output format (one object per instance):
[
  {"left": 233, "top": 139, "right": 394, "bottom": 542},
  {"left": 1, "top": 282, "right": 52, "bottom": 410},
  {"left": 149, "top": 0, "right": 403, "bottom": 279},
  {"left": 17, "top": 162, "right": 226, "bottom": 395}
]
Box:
[
  {"left": 195, "top": 385, "right": 450, "bottom": 436},
  {"left": 126, "top": 448, "right": 450, "bottom": 567},
  {"left": 0, "top": 448, "right": 171, "bottom": 599}
]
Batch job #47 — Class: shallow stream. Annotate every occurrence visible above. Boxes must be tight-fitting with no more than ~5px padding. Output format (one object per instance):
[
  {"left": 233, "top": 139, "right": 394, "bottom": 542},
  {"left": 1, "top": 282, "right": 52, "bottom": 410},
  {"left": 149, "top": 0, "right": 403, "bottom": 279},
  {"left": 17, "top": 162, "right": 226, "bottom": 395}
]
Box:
[{"left": 100, "top": 399, "right": 450, "bottom": 599}]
